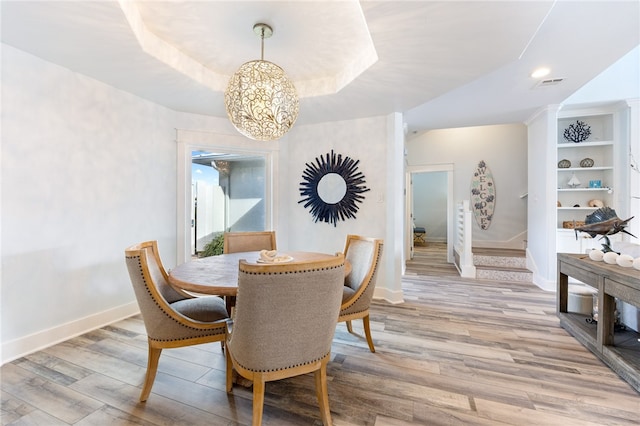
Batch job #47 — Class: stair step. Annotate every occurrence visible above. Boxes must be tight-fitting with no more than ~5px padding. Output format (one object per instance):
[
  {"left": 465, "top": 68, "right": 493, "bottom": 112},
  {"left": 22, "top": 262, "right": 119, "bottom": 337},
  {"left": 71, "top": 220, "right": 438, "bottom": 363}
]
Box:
[
  {"left": 475, "top": 265, "right": 533, "bottom": 282},
  {"left": 473, "top": 254, "right": 527, "bottom": 269},
  {"left": 473, "top": 248, "right": 525, "bottom": 256},
  {"left": 468, "top": 248, "right": 531, "bottom": 282}
]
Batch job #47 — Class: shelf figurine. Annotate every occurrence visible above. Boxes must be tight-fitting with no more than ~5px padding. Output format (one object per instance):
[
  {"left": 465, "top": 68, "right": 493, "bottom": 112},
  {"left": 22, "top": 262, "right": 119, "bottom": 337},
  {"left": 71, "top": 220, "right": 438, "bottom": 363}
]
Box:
[
  {"left": 574, "top": 207, "right": 636, "bottom": 252},
  {"left": 567, "top": 173, "right": 581, "bottom": 188}
]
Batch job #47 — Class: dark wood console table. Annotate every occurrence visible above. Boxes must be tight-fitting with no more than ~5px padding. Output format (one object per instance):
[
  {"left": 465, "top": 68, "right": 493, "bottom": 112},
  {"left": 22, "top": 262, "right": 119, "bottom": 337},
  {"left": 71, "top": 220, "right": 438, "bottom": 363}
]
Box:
[{"left": 557, "top": 253, "right": 640, "bottom": 393}]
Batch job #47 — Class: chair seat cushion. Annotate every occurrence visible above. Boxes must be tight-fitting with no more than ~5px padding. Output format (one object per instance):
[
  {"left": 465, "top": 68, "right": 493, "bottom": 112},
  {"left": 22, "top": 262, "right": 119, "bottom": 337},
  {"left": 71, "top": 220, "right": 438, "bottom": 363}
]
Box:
[
  {"left": 342, "top": 285, "right": 356, "bottom": 303},
  {"left": 171, "top": 297, "right": 228, "bottom": 322}
]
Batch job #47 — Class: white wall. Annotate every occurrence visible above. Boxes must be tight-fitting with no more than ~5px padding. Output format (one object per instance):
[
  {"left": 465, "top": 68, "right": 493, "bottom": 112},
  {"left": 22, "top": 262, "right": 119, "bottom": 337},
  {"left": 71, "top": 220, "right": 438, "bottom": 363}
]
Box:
[
  {"left": 1, "top": 44, "right": 174, "bottom": 360},
  {"left": 525, "top": 106, "right": 560, "bottom": 291},
  {"left": 412, "top": 172, "right": 447, "bottom": 241},
  {"left": 565, "top": 46, "right": 640, "bottom": 105},
  {"left": 406, "top": 124, "right": 528, "bottom": 248},
  {"left": 228, "top": 159, "right": 266, "bottom": 231},
  {"left": 0, "top": 45, "right": 227, "bottom": 363},
  {"left": 282, "top": 117, "right": 388, "bottom": 253},
  {"left": 281, "top": 115, "right": 405, "bottom": 304}
]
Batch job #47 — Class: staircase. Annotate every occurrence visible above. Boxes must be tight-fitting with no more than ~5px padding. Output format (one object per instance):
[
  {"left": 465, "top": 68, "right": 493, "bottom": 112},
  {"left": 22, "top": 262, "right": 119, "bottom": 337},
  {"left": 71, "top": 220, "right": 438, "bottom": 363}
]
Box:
[{"left": 473, "top": 248, "right": 532, "bottom": 283}]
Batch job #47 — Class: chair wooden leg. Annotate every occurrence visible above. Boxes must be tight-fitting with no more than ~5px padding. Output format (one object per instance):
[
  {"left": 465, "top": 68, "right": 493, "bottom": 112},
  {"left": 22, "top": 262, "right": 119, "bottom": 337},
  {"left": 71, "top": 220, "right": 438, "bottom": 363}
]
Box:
[
  {"left": 362, "top": 315, "right": 375, "bottom": 353},
  {"left": 225, "top": 347, "right": 233, "bottom": 393},
  {"left": 140, "top": 344, "right": 162, "bottom": 402},
  {"left": 346, "top": 320, "right": 353, "bottom": 333},
  {"left": 314, "top": 360, "right": 332, "bottom": 426},
  {"left": 252, "top": 377, "right": 266, "bottom": 426}
]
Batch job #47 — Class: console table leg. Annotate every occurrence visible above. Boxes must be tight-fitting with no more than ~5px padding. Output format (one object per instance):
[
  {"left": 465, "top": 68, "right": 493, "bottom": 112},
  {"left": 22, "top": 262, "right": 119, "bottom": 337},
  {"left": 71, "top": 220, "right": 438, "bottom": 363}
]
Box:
[
  {"left": 601, "top": 292, "right": 616, "bottom": 347},
  {"left": 557, "top": 260, "right": 568, "bottom": 313}
]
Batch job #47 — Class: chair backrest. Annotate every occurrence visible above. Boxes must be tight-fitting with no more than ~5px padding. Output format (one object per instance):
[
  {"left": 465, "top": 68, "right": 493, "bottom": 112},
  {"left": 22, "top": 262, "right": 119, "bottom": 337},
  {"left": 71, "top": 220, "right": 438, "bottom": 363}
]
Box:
[
  {"left": 228, "top": 255, "right": 345, "bottom": 372},
  {"left": 128, "top": 241, "right": 186, "bottom": 303},
  {"left": 342, "top": 235, "right": 384, "bottom": 312},
  {"left": 223, "top": 231, "right": 276, "bottom": 254},
  {"left": 125, "top": 242, "right": 191, "bottom": 340}
]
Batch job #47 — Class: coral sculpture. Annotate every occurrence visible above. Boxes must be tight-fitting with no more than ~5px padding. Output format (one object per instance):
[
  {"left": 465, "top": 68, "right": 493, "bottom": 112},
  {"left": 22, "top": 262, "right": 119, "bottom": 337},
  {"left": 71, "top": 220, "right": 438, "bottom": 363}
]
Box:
[{"left": 563, "top": 120, "right": 591, "bottom": 143}]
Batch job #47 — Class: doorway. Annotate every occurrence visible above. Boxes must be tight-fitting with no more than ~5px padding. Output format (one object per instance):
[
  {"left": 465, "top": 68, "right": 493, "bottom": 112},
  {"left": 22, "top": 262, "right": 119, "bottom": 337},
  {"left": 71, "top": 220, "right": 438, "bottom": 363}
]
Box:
[{"left": 406, "top": 164, "right": 454, "bottom": 264}]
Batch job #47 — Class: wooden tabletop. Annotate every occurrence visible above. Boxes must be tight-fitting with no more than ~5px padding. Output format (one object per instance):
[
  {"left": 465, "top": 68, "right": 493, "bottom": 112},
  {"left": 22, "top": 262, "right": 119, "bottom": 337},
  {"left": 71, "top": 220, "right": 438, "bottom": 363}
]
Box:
[
  {"left": 557, "top": 253, "right": 640, "bottom": 289},
  {"left": 168, "top": 251, "right": 347, "bottom": 296}
]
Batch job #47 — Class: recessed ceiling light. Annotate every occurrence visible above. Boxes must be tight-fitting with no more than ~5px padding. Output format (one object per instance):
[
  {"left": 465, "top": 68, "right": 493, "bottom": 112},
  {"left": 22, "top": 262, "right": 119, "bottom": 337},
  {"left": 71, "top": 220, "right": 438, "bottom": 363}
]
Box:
[{"left": 531, "top": 67, "right": 551, "bottom": 78}]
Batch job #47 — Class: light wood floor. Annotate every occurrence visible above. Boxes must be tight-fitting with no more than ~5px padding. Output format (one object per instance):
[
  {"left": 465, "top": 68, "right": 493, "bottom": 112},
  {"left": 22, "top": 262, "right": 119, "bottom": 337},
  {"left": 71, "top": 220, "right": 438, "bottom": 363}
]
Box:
[
  {"left": 3, "top": 244, "right": 639, "bottom": 425},
  {"left": 406, "top": 242, "right": 460, "bottom": 277}
]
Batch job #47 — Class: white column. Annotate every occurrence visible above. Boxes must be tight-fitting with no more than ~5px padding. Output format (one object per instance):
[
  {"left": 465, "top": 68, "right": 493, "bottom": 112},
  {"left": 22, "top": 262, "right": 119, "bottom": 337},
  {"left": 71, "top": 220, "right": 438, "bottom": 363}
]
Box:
[{"left": 626, "top": 99, "right": 640, "bottom": 239}]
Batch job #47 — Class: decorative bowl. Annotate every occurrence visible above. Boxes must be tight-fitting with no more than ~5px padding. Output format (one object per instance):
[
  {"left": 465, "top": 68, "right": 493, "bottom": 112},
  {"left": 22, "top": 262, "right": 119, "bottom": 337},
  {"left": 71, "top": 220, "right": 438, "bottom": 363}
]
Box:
[
  {"left": 558, "top": 159, "right": 571, "bottom": 168},
  {"left": 580, "top": 157, "right": 594, "bottom": 167}
]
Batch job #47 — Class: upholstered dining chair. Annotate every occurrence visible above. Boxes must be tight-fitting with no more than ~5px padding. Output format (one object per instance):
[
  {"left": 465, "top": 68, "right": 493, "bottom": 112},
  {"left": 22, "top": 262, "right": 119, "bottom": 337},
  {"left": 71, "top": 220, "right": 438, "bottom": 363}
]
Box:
[
  {"left": 223, "top": 231, "right": 276, "bottom": 254},
  {"left": 225, "top": 254, "right": 346, "bottom": 426},
  {"left": 338, "top": 235, "right": 384, "bottom": 353},
  {"left": 124, "top": 241, "right": 229, "bottom": 402}
]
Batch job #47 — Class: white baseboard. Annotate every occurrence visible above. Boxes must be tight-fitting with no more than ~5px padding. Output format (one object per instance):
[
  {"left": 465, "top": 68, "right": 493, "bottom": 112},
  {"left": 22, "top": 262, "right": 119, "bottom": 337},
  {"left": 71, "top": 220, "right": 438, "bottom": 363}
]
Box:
[
  {"left": 472, "top": 231, "right": 528, "bottom": 250},
  {"left": 531, "top": 272, "right": 556, "bottom": 292},
  {"left": 424, "top": 237, "right": 446, "bottom": 243},
  {"left": 373, "top": 287, "right": 404, "bottom": 305},
  {"left": 1, "top": 302, "right": 139, "bottom": 365},
  {"left": 524, "top": 248, "right": 555, "bottom": 291}
]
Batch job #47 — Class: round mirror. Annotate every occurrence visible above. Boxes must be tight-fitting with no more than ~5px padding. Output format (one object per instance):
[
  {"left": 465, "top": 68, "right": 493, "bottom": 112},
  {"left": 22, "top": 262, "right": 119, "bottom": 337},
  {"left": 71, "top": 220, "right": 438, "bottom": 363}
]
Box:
[
  {"left": 317, "top": 173, "right": 347, "bottom": 204},
  {"left": 299, "top": 150, "right": 370, "bottom": 226}
]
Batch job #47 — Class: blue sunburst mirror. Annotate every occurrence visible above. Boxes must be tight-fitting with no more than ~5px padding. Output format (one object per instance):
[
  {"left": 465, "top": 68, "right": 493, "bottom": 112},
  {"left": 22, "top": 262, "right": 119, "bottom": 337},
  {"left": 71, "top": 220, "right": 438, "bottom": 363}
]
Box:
[{"left": 298, "top": 150, "right": 370, "bottom": 226}]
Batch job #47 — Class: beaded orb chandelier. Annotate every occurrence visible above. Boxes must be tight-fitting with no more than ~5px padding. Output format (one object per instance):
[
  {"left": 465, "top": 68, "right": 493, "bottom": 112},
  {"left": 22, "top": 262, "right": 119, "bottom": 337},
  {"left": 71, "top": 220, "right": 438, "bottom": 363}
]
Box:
[{"left": 224, "top": 23, "right": 299, "bottom": 141}]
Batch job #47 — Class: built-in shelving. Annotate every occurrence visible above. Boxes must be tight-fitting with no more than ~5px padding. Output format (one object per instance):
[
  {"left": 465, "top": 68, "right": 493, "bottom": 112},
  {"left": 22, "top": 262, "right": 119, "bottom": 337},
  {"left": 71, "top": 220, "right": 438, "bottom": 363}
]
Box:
[
  {"left": 554, "top": 103, "right": 632, "bottom": 254},
  {"left": 556, "top": 112, "right": 616, "bottom": 240}
]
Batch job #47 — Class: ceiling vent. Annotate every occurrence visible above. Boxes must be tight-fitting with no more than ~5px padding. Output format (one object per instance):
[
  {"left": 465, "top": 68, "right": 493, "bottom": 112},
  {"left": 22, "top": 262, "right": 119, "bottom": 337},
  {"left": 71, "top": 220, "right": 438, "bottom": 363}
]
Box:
[{"left": 534, "top": 77, "right": 565, "bottom": 88}]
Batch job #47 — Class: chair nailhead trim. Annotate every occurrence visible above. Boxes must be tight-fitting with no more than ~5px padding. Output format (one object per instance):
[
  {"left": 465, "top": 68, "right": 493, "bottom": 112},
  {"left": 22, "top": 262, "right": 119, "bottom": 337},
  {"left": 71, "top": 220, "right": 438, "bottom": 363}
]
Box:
[
  {"left": 234, "top": 352, "right": 330, "bottom": 373},
  {"left": 129, "top": 255, "right": 225, "bottom": 340},
  {"left": 241, "top": 264, "right": 344, "bottom": 275}
]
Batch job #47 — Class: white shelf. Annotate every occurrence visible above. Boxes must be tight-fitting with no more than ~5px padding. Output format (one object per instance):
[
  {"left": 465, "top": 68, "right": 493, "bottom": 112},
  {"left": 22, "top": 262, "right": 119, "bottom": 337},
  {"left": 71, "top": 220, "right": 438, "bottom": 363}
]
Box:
[
  {"left": 557, "top": 187, "right": 611, "bottom": 192},
  {"left": 557, "top": 207, "right": 599, "bottom": 210},
  {"left": 557, "top": 166, "right": 613, "bottom": 172},
  {"left": 557, "top": 140, "right": 614, "bottom": 148}
]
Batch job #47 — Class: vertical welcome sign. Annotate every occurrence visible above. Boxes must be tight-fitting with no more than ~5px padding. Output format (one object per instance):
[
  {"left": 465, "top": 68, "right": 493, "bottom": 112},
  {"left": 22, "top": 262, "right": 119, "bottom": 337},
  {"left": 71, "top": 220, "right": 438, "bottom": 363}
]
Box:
[{"left": 470, "top": 160, "right": 496, "bottom": 230}]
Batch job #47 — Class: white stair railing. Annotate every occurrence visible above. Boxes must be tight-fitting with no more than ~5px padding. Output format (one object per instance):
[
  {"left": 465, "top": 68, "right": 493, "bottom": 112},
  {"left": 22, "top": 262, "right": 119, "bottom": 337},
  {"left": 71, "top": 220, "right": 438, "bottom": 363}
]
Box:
[{"left": 455, "top": 200, "right": 476, "bottom": 278}]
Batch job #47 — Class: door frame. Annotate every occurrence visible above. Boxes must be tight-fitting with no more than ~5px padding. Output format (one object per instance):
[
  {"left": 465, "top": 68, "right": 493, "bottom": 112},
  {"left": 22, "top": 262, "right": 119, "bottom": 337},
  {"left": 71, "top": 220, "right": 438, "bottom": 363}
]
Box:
[
  {"left": 176, "top": 137, "right": 275, "bottom": 264},
  {"left": 405, "top": 164, "right": 454, "bottom": 263}
]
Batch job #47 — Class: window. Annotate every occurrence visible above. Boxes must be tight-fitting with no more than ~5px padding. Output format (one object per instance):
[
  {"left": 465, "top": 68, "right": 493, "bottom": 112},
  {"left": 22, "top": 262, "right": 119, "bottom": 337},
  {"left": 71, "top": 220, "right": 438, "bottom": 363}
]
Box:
[{"left": 191, "top": 151, "right": 267, "bottom": 255}]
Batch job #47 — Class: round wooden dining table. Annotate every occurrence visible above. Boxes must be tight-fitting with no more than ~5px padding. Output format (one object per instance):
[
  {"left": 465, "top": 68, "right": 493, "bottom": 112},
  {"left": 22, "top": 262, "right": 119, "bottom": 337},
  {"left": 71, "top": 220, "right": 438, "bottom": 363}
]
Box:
[{"left": 168, "top": 251, "right": 349, "bottom": 313}]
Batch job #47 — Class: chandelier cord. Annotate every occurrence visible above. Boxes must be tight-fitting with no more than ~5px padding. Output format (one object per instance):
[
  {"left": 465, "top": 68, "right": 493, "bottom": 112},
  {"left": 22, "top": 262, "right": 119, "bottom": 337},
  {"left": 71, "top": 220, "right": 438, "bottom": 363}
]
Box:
[
  {"left": 224, "top": 22, "right": 299, "bottom": 141},
  {"left": 260, "top": 27, "right": 265, "bottom": 60}
]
